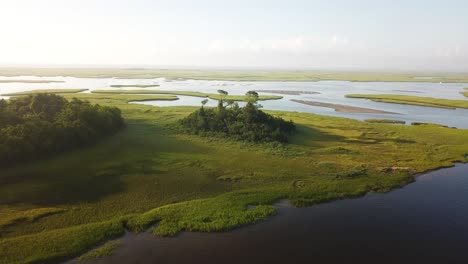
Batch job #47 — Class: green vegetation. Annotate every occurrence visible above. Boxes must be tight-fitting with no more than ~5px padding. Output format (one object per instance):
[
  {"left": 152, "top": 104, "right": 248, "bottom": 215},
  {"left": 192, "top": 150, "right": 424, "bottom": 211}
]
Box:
[
  {"left": 2, "top": 68, "right": 468, "bottom": 82},
  {"left": 346, "top": 94, "right": 468, "bottom": 109},
  {"left": 0, "top": 94, "right": 124, "bottom": 165},
  {"left": 0, "top": 219, "right": 124, "bottom": 264},
  {"left": 1, "top": 89, "right": 88, "bottom": 96},
  {"left": 0, "top": 80, "right": 64, "bottom": 83},
  {"left": 365, "top": 119, "right": 406, "bottom": 124},
  {"left": 462, "top": 88, "right": 468, "bottom": 97},
  {"left": 92, "top": 89, "right": 282, "bottom": 101},
  {"left": 78, "top": 240, "right": 121, "bottom": 261},
  {"left": 180, "top": 91, "right": 295, "bottom": 143},
  {"left": 62, "top": 93, "right": 179, "bottom": 103},
  {"left": 1, "top": 92, "right": 467, "bottom": 263},
  {"left": 110, "top": 84, "right": 160, "bottom": 88},
  {"left": 411, "top": 122, "right": 450, "bottom": 128},
  {"left": 0, "top": 208, "right": 66, "bottom": 229}
]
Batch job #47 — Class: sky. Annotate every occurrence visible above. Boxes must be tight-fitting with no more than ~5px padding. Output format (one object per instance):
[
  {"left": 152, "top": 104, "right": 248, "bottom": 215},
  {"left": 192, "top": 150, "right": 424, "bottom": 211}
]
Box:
[{"left": 0, "top": 0, "right": 467, "bottom": 71}]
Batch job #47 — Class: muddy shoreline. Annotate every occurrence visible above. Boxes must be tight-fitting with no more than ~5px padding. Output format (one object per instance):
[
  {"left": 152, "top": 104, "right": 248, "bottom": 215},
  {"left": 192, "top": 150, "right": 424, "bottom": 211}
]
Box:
[{"left": 291, "top": 99, "right": 400, "bottom": 114}]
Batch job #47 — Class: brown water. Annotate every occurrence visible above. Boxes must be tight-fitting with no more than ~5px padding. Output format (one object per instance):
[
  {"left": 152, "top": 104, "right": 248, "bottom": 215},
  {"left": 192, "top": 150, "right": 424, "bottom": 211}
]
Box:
[{"left": 71, "top": 163, "right": 468, "bottom": 264}]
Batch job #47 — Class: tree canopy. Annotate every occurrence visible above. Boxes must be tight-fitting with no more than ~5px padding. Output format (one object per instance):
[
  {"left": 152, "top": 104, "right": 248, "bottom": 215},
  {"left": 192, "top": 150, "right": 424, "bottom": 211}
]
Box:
[
  {"left": 180, "top": 91, "right": 295, "bottom": 143},
  {"left": 0, "top": 94, "right": 124, "bottom": 165}
]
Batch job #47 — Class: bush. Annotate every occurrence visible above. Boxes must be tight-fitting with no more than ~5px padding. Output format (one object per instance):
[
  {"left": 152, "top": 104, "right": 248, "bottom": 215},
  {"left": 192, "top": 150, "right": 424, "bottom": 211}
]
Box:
[
  {"left": 0, "top": 94, "right": 124, "bottom": 165},
  {"left": 180, "top": 91, "right": 295, "bottom": 143}
]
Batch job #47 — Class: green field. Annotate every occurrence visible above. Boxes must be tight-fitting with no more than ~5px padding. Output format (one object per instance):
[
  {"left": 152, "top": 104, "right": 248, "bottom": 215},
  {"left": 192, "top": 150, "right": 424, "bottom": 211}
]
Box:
[
  {"left": 92, "top": 89, "right": 282, "bottom": 101},
  {"left": 1, "top": 93, "right": 467, "bottom": 263},
  {"left": 1, "top": 89, "right": 88, "bottom": 96},
  {"left": 346, "top": 94, "right": 468, "bottom": 109},
  {"left": 1, "top": 68, "right": 468, "bottom": 82}
]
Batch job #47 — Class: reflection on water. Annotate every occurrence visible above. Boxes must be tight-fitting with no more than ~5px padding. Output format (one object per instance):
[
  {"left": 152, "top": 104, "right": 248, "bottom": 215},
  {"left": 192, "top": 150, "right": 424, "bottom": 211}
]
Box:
[
  {"left": 71, "top": 164, "right": 468, "bottom": 264},
  {"left": 1, "top": 76, "right": 468, "bottom": 128}
]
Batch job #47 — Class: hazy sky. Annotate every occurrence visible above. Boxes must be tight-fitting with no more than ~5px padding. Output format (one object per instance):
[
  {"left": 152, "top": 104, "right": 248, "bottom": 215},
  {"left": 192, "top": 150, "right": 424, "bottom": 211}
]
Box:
[{"left": 1, "top": 0, "right": 467, "bottom": 71}]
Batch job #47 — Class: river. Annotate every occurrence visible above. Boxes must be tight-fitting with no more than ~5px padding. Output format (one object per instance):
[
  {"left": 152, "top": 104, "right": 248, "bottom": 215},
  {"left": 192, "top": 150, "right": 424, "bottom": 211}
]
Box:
[
  {"left": 1, "top": 76, "right": 468, "bottom": 128},
  {"left": 71, "top": 163, "right": 468, "bottom": 264}
]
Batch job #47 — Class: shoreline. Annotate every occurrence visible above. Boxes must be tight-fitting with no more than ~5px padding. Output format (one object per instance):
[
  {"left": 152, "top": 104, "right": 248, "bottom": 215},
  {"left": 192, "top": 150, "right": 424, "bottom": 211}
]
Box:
[{"left": 291, "top": 99, "right": 400, "bottom": 114}]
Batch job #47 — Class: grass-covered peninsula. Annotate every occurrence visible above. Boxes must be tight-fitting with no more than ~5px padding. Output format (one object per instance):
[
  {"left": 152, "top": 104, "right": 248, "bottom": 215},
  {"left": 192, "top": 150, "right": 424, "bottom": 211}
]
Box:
[
  {"left": 346, "top": 94, "right": 468, "bottom": 109},
  {"left": 92, "top": 89, "right": 283, "bottom": 101},
  {"left": 1, "top": 91, "right": 467, "bottom": 264},
  {"left": 110, "top": 84, "right": 160, "bottom": 88},
  {"left": 1, "top": 89, "right": 89, "bottom": 96}
]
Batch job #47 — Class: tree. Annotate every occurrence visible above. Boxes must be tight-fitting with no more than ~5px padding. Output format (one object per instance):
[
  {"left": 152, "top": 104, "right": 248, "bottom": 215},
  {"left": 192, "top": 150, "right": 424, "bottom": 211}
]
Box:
[
  {"left": 245, "top": 91, "right": 259, "bottom": 103},
  {"left": 201, "top": 99, "right": 209, "bottom": 108},
  {"left": 0, "top": 94, "right": 125, "bottom": 166},
  {"left": 217, "top": 90, "right": 228, "bottom": 110}
]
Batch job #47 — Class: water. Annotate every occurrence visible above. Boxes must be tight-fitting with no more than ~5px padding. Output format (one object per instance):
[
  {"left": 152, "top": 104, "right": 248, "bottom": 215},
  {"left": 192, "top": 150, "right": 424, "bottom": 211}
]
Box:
[
  {"left": 1, "top": 76, "right": 467, "bottom": 128},
  {"left": 73, "top": 164, "right": 468, "bottom": 264}
]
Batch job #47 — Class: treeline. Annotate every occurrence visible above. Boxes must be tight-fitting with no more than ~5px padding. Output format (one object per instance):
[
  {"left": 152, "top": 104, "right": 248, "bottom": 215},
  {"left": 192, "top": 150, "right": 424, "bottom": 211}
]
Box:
[
  {"left": 180, "top": 90, "right": 295, "bottom": 143},
  {"left": 0, "top": 94, "right": 124, "bottom": 165}
]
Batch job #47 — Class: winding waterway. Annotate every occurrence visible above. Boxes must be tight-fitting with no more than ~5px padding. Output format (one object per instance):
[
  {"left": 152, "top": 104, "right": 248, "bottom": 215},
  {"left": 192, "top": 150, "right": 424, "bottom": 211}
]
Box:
[{"left": 70, "top": 163, "right": 468, "bottom": 264}]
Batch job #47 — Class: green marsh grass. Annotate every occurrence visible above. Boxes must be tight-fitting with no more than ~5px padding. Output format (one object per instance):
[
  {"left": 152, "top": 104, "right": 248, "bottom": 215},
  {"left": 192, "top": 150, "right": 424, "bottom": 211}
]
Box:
[
  {"left": 110, "top": 84, "right": 160, "bottom": 88},
  {"left": 92, "top": 89, "right": 282, "bottom": 101},
  {"left": 1, "top": 89, "right": 88, "bottom": 96},
  {"left": 1, "top": 92, "right": 467, "bottom": 263},
  {"left": 78, "top": 240, "right": 121, "bottom": 261},
  {"left": 2, "top": 68, "right": 468, "bottom": 82},
  {"left": 346, "top": 94, "right": 468, "bottom": 109},
  {"left": 365, "top": 119, "right": 406, "bottom": 124}
]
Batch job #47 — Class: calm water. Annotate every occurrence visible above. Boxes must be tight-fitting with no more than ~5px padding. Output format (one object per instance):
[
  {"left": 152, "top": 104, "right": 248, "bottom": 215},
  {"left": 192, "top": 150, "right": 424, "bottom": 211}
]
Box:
[
  {"left": 72, "top": 164, "right": 468, "bottom": 264},
  {"left": 1, "top": 76, "right": 468, "bottom": 128}
]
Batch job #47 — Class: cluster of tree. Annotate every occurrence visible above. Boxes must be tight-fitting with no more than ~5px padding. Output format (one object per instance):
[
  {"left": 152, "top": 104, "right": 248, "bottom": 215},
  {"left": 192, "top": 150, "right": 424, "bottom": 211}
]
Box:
[
  {"left": 0, "top": 94, "right": 124, "bottom": 165},
  {"left": 180, "top": 90, "right": 295, "bottom": 143}
]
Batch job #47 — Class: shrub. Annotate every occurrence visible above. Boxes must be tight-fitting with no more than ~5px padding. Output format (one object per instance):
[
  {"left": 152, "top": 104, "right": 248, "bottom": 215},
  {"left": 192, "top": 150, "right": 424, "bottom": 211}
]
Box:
[{"left": 180, "top": 91, "right": 295, "bottom": 143}]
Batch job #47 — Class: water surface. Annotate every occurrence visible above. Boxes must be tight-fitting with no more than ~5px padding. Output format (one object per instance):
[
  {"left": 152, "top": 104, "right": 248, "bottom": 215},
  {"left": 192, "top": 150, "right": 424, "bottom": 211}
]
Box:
[
  {"left": 73, "top": 164, "right": 468, "bottom": 264},
  {"left": 1, "top": 76, "right": 467, "bottom": 128}
]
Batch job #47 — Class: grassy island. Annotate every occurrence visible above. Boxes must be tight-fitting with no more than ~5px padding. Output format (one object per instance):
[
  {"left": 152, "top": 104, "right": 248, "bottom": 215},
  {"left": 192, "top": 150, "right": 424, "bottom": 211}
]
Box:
[
  {"left": 1, "top": 91, "right": 467, "bottom": 264},
  {"left": 110, "top": 84, "right": 160, "bottom": 88},
  {"left": 346, "top": 94, "right": 468, "bottom": 109},
  {"left": 92, "top": 89, "right": 283, "bottom": 101}
]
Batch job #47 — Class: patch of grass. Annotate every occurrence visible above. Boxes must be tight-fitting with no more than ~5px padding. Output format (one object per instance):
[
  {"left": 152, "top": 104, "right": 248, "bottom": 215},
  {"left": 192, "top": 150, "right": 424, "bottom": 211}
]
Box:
[
  {"left": 63, "top": 93, "right": 178, "bottom": 103},
  {"left": 0, "top": 80, "right": 64, "bottom": 83},
  {"left": 110, "top": 84, "right": 160, "bottom": 88},
  {"left": 0, "top": 219, "right": 125, "bottom": 264},
  {"left": 2, "top": 89, "right": 88, "bottom": 96},
  {"left": 1, "top": 93, "right": 467, "bottom": 263},
  {"left": 365, "top": 119, "right": 406, "bottom": 124},
  {"left": 78, "top": 240, "right": 121, "bottom": 261},
  {"left": 92, "top": 89, "right": 282, "bottom": 101},
  {"left": 411, "top": 122, "right": 450, "bottom": 128},
  {"left": 462, "top": 88, "right": 468, "bottom": 97},
  {"left": 0, "top": 208, "right": 66, "bottom": 229},
  {"left": 346, "top": 94, "right": 468, "bottom": 109}
]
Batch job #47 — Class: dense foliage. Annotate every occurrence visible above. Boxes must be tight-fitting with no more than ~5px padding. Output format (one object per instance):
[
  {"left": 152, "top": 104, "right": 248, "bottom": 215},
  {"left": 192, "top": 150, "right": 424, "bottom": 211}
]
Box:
[
  {"left": 0, "top": 94, "right": 124, "bottom": 164},
  {"left": 180, "top": 90, "right": 295, "bottom": 142}
]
